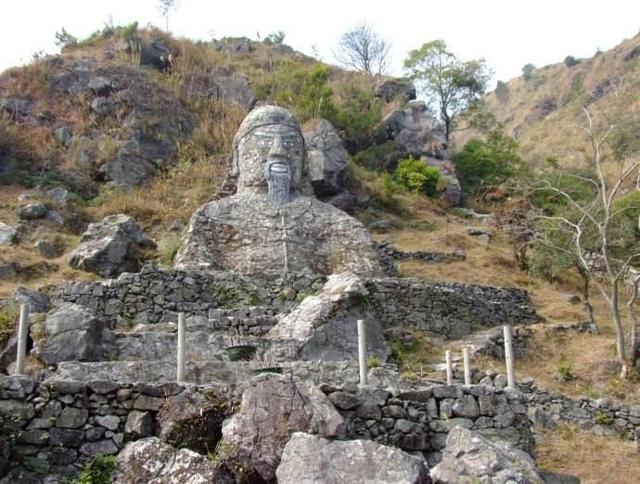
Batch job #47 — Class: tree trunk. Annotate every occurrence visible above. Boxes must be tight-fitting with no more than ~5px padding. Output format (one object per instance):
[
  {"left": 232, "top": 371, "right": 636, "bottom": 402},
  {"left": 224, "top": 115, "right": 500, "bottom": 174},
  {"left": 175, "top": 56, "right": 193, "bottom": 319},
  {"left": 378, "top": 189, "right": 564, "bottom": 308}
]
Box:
[
  {"left": 610, "top": 281, "right": 628, "bottom": 377},
  {"left": 577, "top": 265, "right": 598, "bottom": 334},
  {"left": 627, "top": 277, "right": 640, "bottom": 373}
]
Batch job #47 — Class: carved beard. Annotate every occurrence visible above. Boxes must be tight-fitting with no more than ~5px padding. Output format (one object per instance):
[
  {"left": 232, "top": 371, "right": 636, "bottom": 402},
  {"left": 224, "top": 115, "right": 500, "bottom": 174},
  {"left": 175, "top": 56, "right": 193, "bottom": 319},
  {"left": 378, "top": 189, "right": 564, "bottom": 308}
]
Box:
[{"left": 265, "top": 162, "right": 291, "bottom": 207}]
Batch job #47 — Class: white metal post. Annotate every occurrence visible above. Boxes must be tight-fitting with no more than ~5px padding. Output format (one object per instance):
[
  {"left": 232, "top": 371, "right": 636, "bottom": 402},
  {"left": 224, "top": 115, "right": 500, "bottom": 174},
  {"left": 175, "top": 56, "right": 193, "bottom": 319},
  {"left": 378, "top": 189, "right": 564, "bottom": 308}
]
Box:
[
  {"left": 14, "top": 304, "right": 29, "bottom": 375},
  {"left": 463, "top": 346, "right": 471, "bottom": 386},
  {"left": 445, "top": 350, "right": 453, "bottom": 385},
  {"left": 503, "top": 325, "right": 516, "bottom": 389},
  {"left": 357, "top": 319, "right": 368, "bottom": 386},
  {"left": 177, "top": 313, "right": 186, "bottom": 382}
]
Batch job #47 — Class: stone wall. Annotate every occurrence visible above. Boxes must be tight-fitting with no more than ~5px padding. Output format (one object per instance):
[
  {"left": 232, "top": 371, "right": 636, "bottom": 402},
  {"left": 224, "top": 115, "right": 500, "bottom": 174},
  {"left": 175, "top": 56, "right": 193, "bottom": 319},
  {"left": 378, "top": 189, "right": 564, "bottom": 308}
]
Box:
[
  {"left": 0, "top": 374, "right": 236, "bottom": 479},
  {"left": 322, "top": 383, "right": 534, "bottom": 465},
  {"left": 47, "top": 266, "right": 540, "bottom": 338},
  {"left": 366, "top": 278, "right": 540, "bottom": 338}
]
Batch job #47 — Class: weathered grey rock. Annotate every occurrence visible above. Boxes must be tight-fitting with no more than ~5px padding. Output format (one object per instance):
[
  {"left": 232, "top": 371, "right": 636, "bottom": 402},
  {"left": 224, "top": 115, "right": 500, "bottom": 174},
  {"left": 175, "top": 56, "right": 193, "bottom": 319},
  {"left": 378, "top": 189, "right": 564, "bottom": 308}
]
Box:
[
  {"left": 114, "top": 437, "right": 234, "bottom": 483},
  {"left": 1, "top": 97, "right": 34, "bottom": 119},
  {"left": 430, "top": 427, "right": 544, "bottom": 484},
  {"left": 452, "top": 395, "right": 480, "bottom": 418},
  {"left": 45, "top": 209, "right": 64, "bottom": 225},
  {"left": 221, "top": 374, "right": 343, "bottom": 481},
  {"left": 175, "top": 105, "right": 383, "bottom": 277},
  {"left": 0, "top": 222, "right": 17, "bottom": 245},
  {"left": 374, "top": 78, "right": 417, "bottom": 102},
  {"left": 468, "top": 227, "right": 493, "bottom": 242},
  {"left": 0, "top": 263, "right": 17, "bottom": 281},
  {"left": 269, "top": 272, "right": 390, "bottom": 361},
  {"left": 54, "top": 126, "right": 73, "bottom": 145},
  {"left": 181, "top": 72, "right": 255, "bottom": 109},
  {"left": 95, "top": 415, "right": 120, "bottom": 431},
  {"left": 277, "top": 432, "right": 430, "bottom": 484},
  {"left": 0, "top": 400, "right": 35, "bottom": 420},
  {"left": 140, "top": 39, "right": 174, "bottom": 71},
  {"left": 12, "top": 286, "right": 51, "bottom": 313},
  {"left": 35, "top": 239, "right": 63, "bottom": 258},
  {"left": 303, "top": 118, "right": 348, "bottom": 196},
  {"left": 32, "top": 302, "right": 112, "bottom": 365},
  {"left": 56, "top": 407, "right": 88, "bottom": 428},
  {"left": 68, "top": 214, "right": 156, "bottom": 277},
  {"left": 124, "top": 411, "right": 153, "bottom": 439},
  {"left": 376, "top": 101, "right": 447, "bottom": 157},
  {"left": 88, "top": 76, "right": 113, "bottom": 96},
  {"left": 80, "top": 439, "right": 119, "bottom": 456},
  {"left": 17, "top": 202, "right": 48, "bottom": 220}
]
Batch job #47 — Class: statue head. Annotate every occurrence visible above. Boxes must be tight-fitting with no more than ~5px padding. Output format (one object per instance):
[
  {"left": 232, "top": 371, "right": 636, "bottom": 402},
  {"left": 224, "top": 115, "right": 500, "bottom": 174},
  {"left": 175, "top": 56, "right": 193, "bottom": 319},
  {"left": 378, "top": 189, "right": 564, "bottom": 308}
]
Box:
[{"left": 232, "top": 105, "right": 307, "bottom": 206}]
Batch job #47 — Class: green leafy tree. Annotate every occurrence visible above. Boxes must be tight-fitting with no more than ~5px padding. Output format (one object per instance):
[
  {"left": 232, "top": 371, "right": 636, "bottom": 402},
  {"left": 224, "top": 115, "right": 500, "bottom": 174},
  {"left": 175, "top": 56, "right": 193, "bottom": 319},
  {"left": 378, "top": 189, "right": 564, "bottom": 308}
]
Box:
[
  {"left": 521, "top": 63, "right": 535, "bottom": 81},
  {"left": 453, "top": 131, "right": 522, "bottom": 196},
  {"left": 527, "top": 109, "right": 640, "bottom": 377},
  {"left": 404, "top": 40, "right": 491, "bottom": 146}
]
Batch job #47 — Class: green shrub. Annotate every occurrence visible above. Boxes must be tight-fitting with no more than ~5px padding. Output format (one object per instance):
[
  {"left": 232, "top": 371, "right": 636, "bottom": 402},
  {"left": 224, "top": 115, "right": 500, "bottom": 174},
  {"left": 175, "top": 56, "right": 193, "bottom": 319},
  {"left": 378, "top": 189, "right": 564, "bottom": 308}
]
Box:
[
  {"left": 564, "top": 55, "right": 580, "bottom": 67},
  {"left": 522, "top": 63, "right": 535, "bottom": 80},
  {"left": 352, "top": 141, "right": 402, "bottom": 172},
  {"left": 557, "top": 358, "right": 574, "bottom": 382},
  {"left": 367, "top": 356, "right": 381, "bottom": 368},
  {"left": 71, "top": 455, "right": 117, "bottom": 484},
  {"left": 330, "top": 87, "right": 382, "bottom": 153},
  {"left": 454, "top": 131, "right": 522, "bottom": 196},
  {"left": 393, "top": 157, "right": 439, "bottom": 197},
  {"left": 594, "top": 411, "right": 613, "bottom": 425},
  {"left": 255, "top": 63, "right": 337, "bottom": 123}
]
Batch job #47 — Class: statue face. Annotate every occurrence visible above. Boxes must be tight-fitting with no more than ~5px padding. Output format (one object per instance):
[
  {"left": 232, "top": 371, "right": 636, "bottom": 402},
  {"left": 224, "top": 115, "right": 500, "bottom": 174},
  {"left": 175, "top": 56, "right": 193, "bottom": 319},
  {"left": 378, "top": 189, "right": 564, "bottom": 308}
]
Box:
[{"left": 236, "top": 124, "right": 304, "bottom": 203}]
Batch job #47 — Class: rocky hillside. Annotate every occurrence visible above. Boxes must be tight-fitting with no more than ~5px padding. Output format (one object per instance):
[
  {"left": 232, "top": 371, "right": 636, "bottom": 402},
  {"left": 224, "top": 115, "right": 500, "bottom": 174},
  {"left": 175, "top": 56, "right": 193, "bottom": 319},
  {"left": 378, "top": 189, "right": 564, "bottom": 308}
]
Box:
[{"left": 456, "top": 32, "right": 640, "bottom": 167}]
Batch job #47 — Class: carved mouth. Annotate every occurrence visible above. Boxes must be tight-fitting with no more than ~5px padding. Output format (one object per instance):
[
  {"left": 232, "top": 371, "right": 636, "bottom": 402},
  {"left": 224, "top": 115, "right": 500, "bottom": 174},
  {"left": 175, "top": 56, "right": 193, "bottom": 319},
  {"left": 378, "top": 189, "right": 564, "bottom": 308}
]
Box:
[{"left": 267, "top": 161, "right": 290, "bottom": 176}]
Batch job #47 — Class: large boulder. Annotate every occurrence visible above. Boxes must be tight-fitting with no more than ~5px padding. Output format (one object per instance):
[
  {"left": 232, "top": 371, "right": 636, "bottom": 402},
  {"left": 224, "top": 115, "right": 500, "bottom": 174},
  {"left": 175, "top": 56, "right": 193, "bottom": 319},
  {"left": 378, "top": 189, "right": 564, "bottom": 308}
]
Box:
[
  {"left": 376, "top": 100, "right": 447, "bottom": 157},
  {"left": 269, "top": 272, "right": 391, "bottom": 362},
  {"left": 424, "top": 157, "right": 463, "bottom": 206},
  {"left": 277, "top": 432, "right": 430, "bottom": 484},
  {"left": 181, "top": 72, "right": 255, "bottom": 109},
  {"left": 221, "top": 374, "right": 343, "bottom": 481},
  {"left": 430, "top": 427, "right": 545, "bottom": 484},
  {"left": 68, "top": 214, "right": 155, "bottom": 277},
  {"left": 374, "top": 78, "right": 417, "bottom": 102},
  {"left": 303, "top": 118, "right": 349, "bottom": 197},
  {"left": 16, "top": 202, "right": 48, "bottom": 220},
  {"left": 31, "top": 302, "right": 113, "bottom": 365},
  {"left": 114, "top": 437, "right": 234, "bottom": 483}
]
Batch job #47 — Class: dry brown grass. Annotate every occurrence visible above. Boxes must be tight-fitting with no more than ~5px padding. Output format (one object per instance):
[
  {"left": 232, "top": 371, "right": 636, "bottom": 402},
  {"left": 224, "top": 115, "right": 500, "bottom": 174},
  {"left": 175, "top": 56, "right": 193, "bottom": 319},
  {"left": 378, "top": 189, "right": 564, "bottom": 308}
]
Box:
[
  {"left": 380, "top": 200, "right": 640, "bottom": 404},
  {"left": 537, "top": 424, "right": 640, "bottom": 484}
]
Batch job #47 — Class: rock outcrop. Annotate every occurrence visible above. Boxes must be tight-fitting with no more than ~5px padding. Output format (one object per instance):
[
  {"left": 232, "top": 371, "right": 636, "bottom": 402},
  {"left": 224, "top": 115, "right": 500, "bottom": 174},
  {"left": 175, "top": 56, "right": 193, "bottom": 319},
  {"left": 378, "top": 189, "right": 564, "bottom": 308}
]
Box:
[
  {"left": 303, "top": 118, "right": 349, "bottom": 197},
  {"left": 220, "top": 374, "right": 343, "bottom": 481},
  {"left": 374, "top": 78, "right": 417, "bottom": 102},
  {"left": 376, "top": 101, "right": 447, "bottom": 157},
  {"left": 114, "top": 437, "right": 234, "bottom": 483},
  {"left": 269, "top": 271, "right": 391, "bottom": 361},
  {"left": 68, "top": 214, "right": 155, "bottom": 277},
  {"left": 430, "top": 427, "right": 544, "bottom": 484},
  {"left": 0, "top": 223, "right": 16, "bottom": 245},
  {"left": 31, "top": 302, "right": 114, "bottom": 365},
  {"left": 276, "top": 432, "right": 431, "bottom": 484}
]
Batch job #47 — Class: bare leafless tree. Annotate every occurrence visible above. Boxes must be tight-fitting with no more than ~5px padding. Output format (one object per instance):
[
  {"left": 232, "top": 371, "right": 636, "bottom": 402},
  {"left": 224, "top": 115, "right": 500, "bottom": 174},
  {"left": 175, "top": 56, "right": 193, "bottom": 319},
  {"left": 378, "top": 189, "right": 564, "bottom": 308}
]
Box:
[
  {"left": 158, "top": 0, "right": 180, "bottom": 32},
  {"left": 531, "top": 108, "right": 640, "bottom": 377},
  {"left": 334, "top": 22, "right": 391, "bottom": 76}
]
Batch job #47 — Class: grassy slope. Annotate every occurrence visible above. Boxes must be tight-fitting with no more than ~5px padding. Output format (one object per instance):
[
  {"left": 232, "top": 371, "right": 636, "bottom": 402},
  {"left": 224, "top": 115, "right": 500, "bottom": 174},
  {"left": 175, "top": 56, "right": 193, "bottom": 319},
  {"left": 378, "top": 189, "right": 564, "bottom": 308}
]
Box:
[{"left": 455, "top": 33, "right": 640, "bottom": 169}]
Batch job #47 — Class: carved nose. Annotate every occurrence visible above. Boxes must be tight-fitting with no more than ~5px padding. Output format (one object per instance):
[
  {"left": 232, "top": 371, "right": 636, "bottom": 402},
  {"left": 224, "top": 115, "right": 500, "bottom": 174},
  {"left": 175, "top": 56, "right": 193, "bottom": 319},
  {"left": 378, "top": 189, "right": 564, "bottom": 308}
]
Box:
[{"left": 269, "top": 135, "right": 286, "bottom": 157}]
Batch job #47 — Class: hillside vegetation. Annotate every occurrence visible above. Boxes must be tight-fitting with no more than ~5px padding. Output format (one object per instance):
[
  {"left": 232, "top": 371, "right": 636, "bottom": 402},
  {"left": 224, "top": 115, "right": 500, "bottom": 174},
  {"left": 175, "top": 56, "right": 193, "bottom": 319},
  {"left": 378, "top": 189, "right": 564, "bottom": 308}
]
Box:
[{"left": 456, "top": 33, "right": 640, "bottom": 168}]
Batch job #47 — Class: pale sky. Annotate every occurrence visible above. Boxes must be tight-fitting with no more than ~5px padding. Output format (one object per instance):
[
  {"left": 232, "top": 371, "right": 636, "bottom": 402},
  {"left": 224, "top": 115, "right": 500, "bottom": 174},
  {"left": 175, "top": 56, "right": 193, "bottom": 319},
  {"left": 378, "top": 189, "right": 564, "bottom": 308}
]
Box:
[{"left": 1, "top": 0, "right": 639, "bottom": 86}]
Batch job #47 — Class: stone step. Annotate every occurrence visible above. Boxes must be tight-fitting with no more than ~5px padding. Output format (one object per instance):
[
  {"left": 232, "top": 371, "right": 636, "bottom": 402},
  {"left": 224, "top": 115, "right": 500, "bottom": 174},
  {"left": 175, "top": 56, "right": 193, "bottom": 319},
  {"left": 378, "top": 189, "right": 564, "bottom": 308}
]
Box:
[
  {"left": 49, "top": 360, "right": 406, "bottom": 387},
  {"left": 114, "top": 331, "right": 299, "bottom": 362}
]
